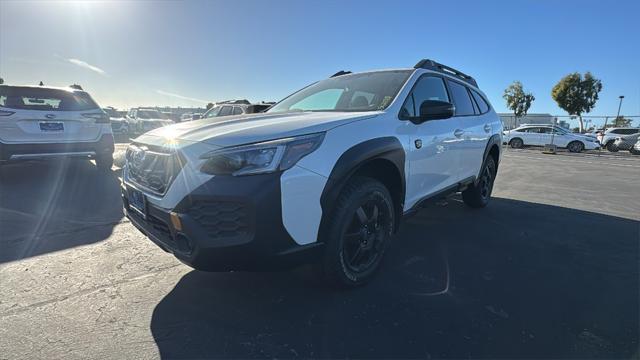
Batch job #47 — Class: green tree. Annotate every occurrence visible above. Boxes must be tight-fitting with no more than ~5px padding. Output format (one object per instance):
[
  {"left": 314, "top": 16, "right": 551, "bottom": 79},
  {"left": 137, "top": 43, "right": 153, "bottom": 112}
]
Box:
[
  {"left": 0, "top": 77, "right": 4, "bottom": 85},
  {"left": 612, "top": 116, "right": 632, "bottom": 127},
  {"left": 206, "top": 102, "right": 214, "bottom": 110},
  {"left": 551, "top": 72, "right": 602, "bottom": 133},
  {"left": 503, "top": 81, "right": 535, "bottom": 127}
]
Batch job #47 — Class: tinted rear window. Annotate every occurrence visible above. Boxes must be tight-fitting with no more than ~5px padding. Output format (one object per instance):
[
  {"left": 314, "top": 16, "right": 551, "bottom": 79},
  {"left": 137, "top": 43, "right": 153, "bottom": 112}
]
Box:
[
  {"left": 0, "top": 86, "right": 100, "bottom": 111},
  {"left": 470, "top": 89, "right": 490, "bottom": 114},
  {"left": 447, "top": 81, "right": 475, "bottom": 116}
]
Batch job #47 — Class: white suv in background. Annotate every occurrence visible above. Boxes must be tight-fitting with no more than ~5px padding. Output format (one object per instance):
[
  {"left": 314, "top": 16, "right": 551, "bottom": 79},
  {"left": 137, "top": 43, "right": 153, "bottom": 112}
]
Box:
[
  {"left": 126, "top": 108, "right": 174, "bottom": 135},
  {"left": 122, "top": 59, "right": 503, "bottom": 287},
  {"left": 599, "top": 127, "right": 640, "bottom": 152},
  {"left": 0, "top": 85, "right": 114, "bottom": 170},
  {"left": 504, "top": 125, "right": 599, "bottom": 152}
]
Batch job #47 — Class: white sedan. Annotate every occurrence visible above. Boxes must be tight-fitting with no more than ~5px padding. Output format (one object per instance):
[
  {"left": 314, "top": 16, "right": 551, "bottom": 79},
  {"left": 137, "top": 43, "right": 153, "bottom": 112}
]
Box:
[{"left": 503, "top": 125, "right": 600, "bottom": 152}]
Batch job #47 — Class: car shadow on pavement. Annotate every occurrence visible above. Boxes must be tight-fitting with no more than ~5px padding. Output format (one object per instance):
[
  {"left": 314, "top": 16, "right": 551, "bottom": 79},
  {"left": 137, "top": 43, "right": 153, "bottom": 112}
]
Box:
[
  {"left": 150, "top": 196, "right": 639, "bottom": 359},
  {"left": 0, "top": 159, "right": 123, "bottom": 263}
]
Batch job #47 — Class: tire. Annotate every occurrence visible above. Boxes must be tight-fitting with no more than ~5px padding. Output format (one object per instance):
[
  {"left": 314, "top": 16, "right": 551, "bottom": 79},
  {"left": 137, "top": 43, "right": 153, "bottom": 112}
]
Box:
[
  {"left": 462, "top": 156, "right": 497, "bottom": 209},
  {"left": 95, "top": 153, "right": 114, "bottom": 171},
  {"left": 630, "top": 148, "right": 640, "bottom": 155},
  {"left": 606, "top": 141, "right": 618, "bottom": 152},
  {"left": 567, "top": 141, "right": 584, "bottom": 153},
  {"left": 322, "top": 176, "right": 395, "bottom": 288},
  {"left": 509, "top": 138, "right": 523, "bottom": 149}
]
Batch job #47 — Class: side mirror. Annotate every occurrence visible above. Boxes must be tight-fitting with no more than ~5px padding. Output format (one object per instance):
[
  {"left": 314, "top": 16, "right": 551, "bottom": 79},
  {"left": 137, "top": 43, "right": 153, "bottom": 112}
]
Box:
[{"left": 416, "top": 100, "right": 455, "bottom": 123}]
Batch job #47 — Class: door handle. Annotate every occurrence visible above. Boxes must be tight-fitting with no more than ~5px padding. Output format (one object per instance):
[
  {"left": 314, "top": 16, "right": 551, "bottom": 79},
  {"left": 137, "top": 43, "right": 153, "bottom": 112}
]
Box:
[
  {"left": 454, "top": 129, "right": 465, "bottom": 138},
  {"left": 484, "top": 124, "right": 492, "bottom": 133}
]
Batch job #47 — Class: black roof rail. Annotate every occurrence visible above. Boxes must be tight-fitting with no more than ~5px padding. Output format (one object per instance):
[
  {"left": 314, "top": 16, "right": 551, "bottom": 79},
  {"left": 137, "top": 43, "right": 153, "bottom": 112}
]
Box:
[
  {"left": 330, "top": 70, "right": 352, "bottom": 78},
  {"left": 414, "top": 59, "right": 478, "bottom": 87}
]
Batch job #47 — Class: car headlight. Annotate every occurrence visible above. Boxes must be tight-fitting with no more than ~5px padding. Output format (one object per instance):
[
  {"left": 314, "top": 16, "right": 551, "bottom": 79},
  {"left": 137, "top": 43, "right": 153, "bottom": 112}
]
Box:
[{"left": 199, "top": 133, "right": 325, "bottom": 176}]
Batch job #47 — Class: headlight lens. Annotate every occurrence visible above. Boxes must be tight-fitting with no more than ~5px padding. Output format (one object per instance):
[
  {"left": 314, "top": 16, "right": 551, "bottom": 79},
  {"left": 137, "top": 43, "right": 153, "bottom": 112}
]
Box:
[{"left": 200, "top": 133, "right": 325, "bottom": 176}]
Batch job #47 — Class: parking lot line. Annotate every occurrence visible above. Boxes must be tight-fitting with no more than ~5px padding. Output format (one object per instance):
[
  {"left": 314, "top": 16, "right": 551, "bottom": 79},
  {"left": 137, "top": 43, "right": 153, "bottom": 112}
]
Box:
[{"left": 503, "top": 152, "right": 640, "bottom": 168}]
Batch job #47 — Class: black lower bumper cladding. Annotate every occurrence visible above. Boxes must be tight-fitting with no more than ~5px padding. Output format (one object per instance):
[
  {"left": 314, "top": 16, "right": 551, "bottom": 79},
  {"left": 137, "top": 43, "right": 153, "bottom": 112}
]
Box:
[{"left": 123, "top": 171, "right": 322, "bottom": 271}]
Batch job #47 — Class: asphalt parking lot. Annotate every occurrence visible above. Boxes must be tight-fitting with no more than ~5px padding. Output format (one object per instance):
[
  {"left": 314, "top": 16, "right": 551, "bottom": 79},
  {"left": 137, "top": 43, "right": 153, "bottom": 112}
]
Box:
[{"left": 1, "top": 147, "right": 638, "bottom": 359}]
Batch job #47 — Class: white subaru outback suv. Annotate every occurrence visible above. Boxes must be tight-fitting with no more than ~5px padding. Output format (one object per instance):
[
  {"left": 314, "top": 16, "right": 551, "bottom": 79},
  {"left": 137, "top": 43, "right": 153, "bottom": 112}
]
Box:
[
  {"left": 122, "top": 59, "right": 503, "bottom": 286},
  {"left": 0, "top": 85, "right": 114, "bottom": 170}
]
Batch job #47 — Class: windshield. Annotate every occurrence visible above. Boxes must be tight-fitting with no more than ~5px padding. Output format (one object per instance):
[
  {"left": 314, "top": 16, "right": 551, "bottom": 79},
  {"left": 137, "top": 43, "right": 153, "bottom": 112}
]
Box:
[
  {"left": 137, "top": 110, "right": 163, "bottom": 119},
  {"left": 267, "top": 70, "right": 412, "bottom": 113}
]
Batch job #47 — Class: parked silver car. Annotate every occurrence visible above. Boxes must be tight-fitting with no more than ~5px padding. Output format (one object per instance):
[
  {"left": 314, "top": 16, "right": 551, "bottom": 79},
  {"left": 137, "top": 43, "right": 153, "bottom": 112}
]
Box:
[
  {"left": 612, "top": 133, "right": 640, "bottom": 152},
  {"left": 630, "top": 138, "right": 640, "bottom": 155}
]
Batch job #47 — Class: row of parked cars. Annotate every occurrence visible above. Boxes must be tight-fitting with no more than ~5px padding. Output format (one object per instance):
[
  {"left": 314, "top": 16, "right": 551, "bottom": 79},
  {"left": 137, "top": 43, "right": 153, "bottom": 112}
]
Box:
[
  {"left": 105, "top": 100, "right": 274, "bottom": 136},
  {"left": 503, "top": 125, "right": 640, "bottom": 154}
]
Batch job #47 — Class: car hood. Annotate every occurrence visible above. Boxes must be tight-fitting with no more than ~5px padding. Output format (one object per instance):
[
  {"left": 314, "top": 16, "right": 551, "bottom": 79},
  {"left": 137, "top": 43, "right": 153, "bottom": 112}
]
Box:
[{"left": 135, "top": 111, "right": 380, "bottom": 148}]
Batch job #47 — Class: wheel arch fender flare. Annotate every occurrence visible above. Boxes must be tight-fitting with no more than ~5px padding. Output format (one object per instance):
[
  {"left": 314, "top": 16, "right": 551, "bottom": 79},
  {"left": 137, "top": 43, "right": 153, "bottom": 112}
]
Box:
[
  {"left": 476, "top": 134, "right": 502, "bottom": 184},
  {"left": 319, "top": 137, "right": 406, "bottom": 233}
]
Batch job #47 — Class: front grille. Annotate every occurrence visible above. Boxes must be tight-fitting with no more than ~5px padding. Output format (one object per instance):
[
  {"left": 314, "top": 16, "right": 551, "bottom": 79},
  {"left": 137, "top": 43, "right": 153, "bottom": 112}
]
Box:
[
  {"left": 187, "top": 201, "right": 250, "bottom": 238},
  {"left": 126, "top": 144, "right": 183, "bottom": 195}
]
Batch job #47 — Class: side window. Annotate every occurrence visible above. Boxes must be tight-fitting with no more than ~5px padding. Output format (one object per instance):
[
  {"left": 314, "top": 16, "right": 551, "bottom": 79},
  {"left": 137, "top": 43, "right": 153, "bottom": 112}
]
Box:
[
  {"left": 400, "top": 76, "right": 449, "bottom": 118},
  {"left": 447, "top": 80, "right": 475, "bottom": 116},
  {"left": 232, "top": 106, "right": 243, "bottom": 115},
  {"left": 470, "top": 89, "right": 490, "bottom": 114},
  {"left": 205, "top": 106, "right": 221, "bottom": 118},
  {"left": 620, "top": 129, "right": 636, "bottom": 135},
  {"left": 469, "top": 89, "right": 480, "bottom": 114},
  {"left": 539, "top": 127, "right": 552, "bottom": 134},
  {"left": 218, "top": 106, "right": 232, "bottom": 116}
]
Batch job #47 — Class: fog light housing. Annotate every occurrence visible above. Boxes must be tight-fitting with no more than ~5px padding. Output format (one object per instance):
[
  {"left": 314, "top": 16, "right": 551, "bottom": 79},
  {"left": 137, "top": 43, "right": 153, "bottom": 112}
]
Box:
[{"left": 170, "top": 212, "right": 182, "bottom": 231}]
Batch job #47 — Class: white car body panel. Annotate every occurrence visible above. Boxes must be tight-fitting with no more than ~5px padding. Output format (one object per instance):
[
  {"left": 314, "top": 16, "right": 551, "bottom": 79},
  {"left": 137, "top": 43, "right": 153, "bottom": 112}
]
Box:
[{"left": 280, "top": 166, "right": 328, "bottom": 245}]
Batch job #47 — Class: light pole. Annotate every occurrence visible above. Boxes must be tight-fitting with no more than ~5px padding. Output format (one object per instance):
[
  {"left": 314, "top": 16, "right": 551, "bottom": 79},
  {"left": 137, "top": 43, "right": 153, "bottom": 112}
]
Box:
[
  {"left": 616, "top": 95, "right": 625, "bottom": 119},
  {"left": 603, "top": 95, "right": 624, "bottom": 131}
]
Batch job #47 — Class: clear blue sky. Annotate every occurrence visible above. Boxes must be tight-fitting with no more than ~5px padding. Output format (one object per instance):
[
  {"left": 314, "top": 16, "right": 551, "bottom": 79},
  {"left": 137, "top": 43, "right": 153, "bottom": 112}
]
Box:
[{"left": 1, "top": 0, "right": 639, "bottom": 127}]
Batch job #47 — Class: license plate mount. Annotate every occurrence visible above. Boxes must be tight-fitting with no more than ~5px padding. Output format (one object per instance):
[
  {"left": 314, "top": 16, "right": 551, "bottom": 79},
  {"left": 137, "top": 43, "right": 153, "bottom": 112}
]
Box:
[
  {"left": 39, "top": 122, "right": 64, "bottom": 132},
  {"left": 128, "top": 187, "right": 147, "bottom": 218}
]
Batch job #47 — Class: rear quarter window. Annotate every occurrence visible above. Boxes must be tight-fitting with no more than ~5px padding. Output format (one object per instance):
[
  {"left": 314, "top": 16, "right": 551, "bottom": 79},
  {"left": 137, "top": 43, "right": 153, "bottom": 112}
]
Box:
[
  {"left": 470, "top": 89, "right": 490, "bottom": 114},
  {"left": 0, "top": 86, "right": 100, "bottom": 111},
  {"left": 447, "top": 80, "right": 475, "bottom": 116}
]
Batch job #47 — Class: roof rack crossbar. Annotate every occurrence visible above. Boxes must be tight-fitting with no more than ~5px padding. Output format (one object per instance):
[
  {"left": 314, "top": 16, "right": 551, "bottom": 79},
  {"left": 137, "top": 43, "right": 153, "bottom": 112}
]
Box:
[{"left": 414, "top": 59, "right": 478, "bottom": 87}]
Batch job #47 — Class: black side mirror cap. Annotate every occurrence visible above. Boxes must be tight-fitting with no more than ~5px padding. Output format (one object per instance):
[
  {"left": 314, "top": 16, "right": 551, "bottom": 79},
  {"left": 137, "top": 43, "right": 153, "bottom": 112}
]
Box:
[{"left": 416, "top": 100, "right": 455, "bottom": 123}]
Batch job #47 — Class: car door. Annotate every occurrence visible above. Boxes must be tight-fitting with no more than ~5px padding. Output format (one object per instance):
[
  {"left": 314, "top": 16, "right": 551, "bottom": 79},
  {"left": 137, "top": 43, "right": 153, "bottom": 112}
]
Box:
[
  {"left": 447, "top": 80, "right": 489, "bottom": 181},
  {"left": 522, "top": 127, "right": 542, "bottom": 145},
  {"left": 550, "top": 128, "right": 571, "bottom": 147},
  {"left": 538, "top": 126, "right": 553, "bottom": 145},
  {"left": 401, "top": 74, "right": 463, "bottom": 209}
]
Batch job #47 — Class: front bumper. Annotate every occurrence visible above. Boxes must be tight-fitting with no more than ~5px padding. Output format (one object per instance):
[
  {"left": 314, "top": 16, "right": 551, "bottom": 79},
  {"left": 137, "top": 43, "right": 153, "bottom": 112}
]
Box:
[
  {"left": 122, "top": 171, "right": 323, "bottom": 271},
  {"left": 0, "top": 134, "right": 115, "bottom": 162}
]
